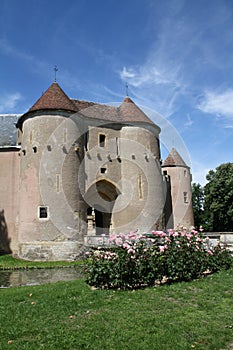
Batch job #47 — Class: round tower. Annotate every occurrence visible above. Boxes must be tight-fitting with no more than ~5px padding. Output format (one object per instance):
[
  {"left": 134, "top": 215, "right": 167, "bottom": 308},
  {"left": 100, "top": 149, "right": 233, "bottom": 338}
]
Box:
[
  {"left": 111, "top": 97, "right": 165, "bottom": 232},
  {"left": 162, "top": 148, "right": 194, "bottom": 229},
  {"left": 16, "top": 82, "right": 85, "bottom": 260}
]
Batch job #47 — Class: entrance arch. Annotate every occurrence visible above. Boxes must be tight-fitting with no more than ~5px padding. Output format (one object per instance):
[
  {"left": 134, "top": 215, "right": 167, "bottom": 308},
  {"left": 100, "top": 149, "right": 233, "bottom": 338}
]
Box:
[{"left": 84, "top": 180, "right": 120, "bottom": 236}]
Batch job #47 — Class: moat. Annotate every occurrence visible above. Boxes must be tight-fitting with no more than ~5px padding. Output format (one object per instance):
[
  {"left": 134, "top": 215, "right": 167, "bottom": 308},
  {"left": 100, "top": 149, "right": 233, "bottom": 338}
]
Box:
[{"left": 0, "top": 267, "right": 83, "bottom": 288}]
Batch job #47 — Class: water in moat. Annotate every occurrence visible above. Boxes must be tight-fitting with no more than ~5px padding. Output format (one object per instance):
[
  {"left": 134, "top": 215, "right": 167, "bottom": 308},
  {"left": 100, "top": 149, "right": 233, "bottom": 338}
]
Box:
[{"left": 0, "top": 267, "right": 83, "bottom": 288}]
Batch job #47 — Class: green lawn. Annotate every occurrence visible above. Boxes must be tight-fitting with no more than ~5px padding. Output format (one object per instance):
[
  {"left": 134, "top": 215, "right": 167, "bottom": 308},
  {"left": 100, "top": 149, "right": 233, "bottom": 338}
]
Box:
[{"left": 0, "top": 267, "right": 232, "bottom": 349}]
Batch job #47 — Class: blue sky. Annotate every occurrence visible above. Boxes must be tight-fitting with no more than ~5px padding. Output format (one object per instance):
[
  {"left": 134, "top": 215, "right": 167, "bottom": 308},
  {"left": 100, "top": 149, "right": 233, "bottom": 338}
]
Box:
[{"left": 0, "top": 0, "right": 233, "bottom": 185}]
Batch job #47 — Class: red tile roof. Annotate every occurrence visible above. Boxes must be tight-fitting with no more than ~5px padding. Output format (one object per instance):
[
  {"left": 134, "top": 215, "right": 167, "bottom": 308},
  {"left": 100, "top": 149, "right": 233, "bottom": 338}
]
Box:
[
  {"left": 78, "top": 96, "right": 155, "bottom": 126},
  {"left": 163, "top": 148, "right": 187, "bottom": 167},
  {"left": 71, "top": 99, "right": 96, "bottom": 110},
  {"left": 29, "top": 82, "right": 77, "bottom": 113},
  {"left": 18, "top": 82, "right": 156, "bottom": 129},
  {"left": 119, "top": 96, "right": 155, "bottom": 125}
]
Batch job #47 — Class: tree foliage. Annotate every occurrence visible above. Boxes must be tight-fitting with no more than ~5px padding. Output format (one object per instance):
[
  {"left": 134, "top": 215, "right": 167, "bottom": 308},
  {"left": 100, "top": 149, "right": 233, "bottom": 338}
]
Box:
[
  {"left": 192, "top": 183, "right": 205, "bottom": 229},
  {"left": 204, "top": 163, "right": 233, "bottom": 232}
]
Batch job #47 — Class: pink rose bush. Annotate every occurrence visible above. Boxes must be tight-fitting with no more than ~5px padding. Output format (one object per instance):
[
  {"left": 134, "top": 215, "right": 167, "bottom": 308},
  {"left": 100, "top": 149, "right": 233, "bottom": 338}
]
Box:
[{"left": 85, "top": 227, "right": 232, "bottom": 289}]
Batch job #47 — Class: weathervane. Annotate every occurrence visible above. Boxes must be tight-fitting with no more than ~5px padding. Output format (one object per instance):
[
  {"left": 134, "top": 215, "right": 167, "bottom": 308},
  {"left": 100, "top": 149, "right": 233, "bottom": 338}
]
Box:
[
  {"left": 54, "top": 65, "right": 58, "bottom": 82},
  {"left": 125, "top": 82, "right": 129, "bottom": 96}
]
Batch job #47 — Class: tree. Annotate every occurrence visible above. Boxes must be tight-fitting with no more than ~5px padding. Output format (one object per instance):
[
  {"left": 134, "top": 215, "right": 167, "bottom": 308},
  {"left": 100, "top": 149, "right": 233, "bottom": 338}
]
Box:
[
  {"left": 204, "top": 163, "right": 233, "bottom": 232},
  {"left": 192, "top": 183, "right": 205, "bottom": 229}
]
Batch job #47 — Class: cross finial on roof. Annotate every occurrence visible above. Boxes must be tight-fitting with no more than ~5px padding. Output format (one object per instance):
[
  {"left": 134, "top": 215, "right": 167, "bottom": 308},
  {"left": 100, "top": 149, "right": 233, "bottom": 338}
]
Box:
[
  {"left": 54, "top": 65, "right": 58, "bottom": 82},
  {"left": 125, "top": 82, "right": 129, "bottom": 96}
]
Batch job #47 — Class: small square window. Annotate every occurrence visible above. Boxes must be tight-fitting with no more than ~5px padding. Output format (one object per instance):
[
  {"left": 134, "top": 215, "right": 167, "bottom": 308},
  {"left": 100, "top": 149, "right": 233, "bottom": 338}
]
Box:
[
  {"left": 100, "top": 167, "right": 107, "bottom": 174},
  {"left": 38, "top": 206, "right": 49, "bottom": 219},
  {"left": 183, "top": 192, "right": 188, "bottom": 203}
]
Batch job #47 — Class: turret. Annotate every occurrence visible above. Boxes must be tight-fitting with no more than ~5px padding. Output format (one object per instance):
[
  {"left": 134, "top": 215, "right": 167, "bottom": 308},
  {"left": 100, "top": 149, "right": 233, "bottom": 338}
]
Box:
[{"left": 162, "top": 148, "right": 194, "bottom": 228}]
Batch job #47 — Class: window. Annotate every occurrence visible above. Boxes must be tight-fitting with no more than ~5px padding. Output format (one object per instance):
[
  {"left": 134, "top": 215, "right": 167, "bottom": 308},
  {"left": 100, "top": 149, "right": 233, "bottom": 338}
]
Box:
[
  {"left": 100, "top": 167, "right": 107, "bottom": 174},
  {"left": 99, "top": 134, "right": 106, "bottom": 147},
  {"left": 138, "top": 174, "right": 143, "bottom": 199},
  {"left": 56, "top": 174, "right": 61, "bottom": 192},
  {"left": 38, "top": 206, "right": 49, "bottom": 219},
  {"left": 29, "top": 131, "right": 33, "bottom": 143},
  {"left": 184, "top": 170, "right": 187, "bottom": 177},
  {"left": 32, "top": 146, "right": 37, "bottom": 153},
  {"left": 183, "top": 192, "right": 188, "bottom": 203},
  {"left": 84, "top": 132, "right": 89, "bottom": 151},
  {"left": 63, "top": 128, "right": 67, "bottom": 143}
]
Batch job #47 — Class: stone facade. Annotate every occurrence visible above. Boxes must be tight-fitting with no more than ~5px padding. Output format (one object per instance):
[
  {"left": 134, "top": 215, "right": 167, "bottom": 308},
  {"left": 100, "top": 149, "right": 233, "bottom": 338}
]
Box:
[{"left": 0, "top": 82, "right": 194, "bottom": 260}]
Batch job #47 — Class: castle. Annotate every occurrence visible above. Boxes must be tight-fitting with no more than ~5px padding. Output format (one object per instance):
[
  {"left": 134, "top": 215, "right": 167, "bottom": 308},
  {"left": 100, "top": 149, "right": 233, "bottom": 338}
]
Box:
[{"left": 0, "top": 82, "right": 194, "bottom": 260}]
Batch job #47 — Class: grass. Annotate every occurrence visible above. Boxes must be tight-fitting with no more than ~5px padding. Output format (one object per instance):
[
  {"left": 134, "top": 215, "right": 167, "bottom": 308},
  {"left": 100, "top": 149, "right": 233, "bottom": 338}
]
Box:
[
  {"left": 0, "top": 254, "right": 83, "bottom": 270},
  {"left": 0, "top": 266, "right": 232, "bottom": 349}
]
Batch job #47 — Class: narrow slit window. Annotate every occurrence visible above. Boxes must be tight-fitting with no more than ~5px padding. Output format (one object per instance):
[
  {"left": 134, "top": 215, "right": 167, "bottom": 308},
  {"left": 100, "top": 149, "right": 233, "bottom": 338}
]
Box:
[
  {"left": 138, "top": 174, "right": 143, "bottom": 199},
  {"left": 84, "top": 132, "right": 89, "bottom": 151},
  {"left": 56, "top": 174, "right": 61, "bottom": 192},
  {"left": 116, "top": 137, "right": 119, "bottom": 156},
  {"left": 32, "top": 146, "right": 37, "bottom": 153},
  {"left": 38, "top": 206, "right": 49, "bottom": 219},
  {"left": 63, "top": 128, "right": 67, "bottom": 143},
  {"left": 99, "top": 134, "right": 106, "bottom": 147},
  {"left": 30, "top": 131, "right": 33, "bottom": 143}
]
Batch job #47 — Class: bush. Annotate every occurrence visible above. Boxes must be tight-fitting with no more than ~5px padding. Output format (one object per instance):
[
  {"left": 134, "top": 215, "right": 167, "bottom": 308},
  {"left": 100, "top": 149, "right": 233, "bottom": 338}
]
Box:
[
  {"left": 85, "top": 228, "right": 232, "bottom": 289},
  {"left": 208, "top": 243, "right": 233, "bottom": 272}
]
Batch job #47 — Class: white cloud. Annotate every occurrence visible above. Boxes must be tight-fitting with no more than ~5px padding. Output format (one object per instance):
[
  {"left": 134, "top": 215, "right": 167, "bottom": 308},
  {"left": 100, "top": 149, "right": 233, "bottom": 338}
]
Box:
[
  {"left": 118, "top": 60, "right": 185, "bottom": 118},
  {"left": 0, "top": 92, "right": 22, "bottom": 112},
  {"left": 120, "top": 67, "right": 136, "bottom": 80},
  {"left": 119, "top": 63, "right": 180, "bottom": 88},
  {"left": 184, "top": 114, "right": 194, "bottom": 127},
  {"left": 198, "top": 89, "right": 233, "bottom": 126}
]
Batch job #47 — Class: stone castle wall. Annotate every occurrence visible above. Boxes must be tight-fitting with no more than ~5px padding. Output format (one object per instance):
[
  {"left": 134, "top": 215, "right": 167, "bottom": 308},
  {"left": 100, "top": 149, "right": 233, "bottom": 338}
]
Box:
[{"left": 0, "top": 147, "right": 20, "bottom": 253}]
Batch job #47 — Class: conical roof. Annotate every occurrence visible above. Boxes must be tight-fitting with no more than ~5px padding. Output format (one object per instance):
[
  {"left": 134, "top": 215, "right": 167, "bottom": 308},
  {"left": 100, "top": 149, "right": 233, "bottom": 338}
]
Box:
[
  {"left": 163, "top": 148, "right": 188, "bottom": 167},
  {"left": 119, "top": 96, "right": 155, "bottom": 125},
  {"left": 29, "top": 82, "right": 77, "bottom": 113},
  {"left": 16, "top": 82, "right": 78, "bottom": 129}
]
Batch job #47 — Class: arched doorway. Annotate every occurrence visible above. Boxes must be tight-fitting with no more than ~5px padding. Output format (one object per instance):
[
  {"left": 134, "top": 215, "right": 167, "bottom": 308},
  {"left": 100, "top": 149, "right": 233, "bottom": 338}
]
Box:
[{"left": 84, "top": 180, "right": 120, "bottom": 236}]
